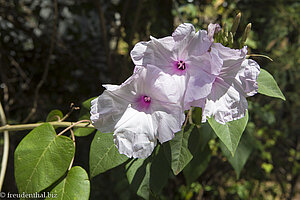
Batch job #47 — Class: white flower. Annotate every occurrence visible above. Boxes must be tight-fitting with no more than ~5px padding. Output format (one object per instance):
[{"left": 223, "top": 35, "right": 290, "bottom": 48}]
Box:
[
  {"left": 190, "top": 44, "right": 260, "bottom": 124},
  {"left": 90, "top": 65, "right": 185, "bottom": 158},
  {"left": 130, "top": 23, "right": 222, "bottom": 109}
]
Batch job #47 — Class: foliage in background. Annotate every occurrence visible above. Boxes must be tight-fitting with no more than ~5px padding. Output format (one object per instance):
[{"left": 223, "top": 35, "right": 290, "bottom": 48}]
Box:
[{"left": 0, "top": 0, "right": 299, "bottom": 199}]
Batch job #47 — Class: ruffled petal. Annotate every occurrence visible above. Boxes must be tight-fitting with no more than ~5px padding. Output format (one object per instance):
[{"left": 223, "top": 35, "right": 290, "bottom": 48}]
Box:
[
  {"left": 130, "top": 36, "right": 176, "bottom": 73},
  {"left": 201, "top": 77, "right": 248, "bottom": 124},
  {"left": 234, "top": 59, "right": 260, "bottom": 96},
  {"left": 90, "top": 91, "right": 129, "bottom": 133},
  {"left": 151, "top": 110, "right": 184, "bottom": 143},
  {"left": 172, "top": 23, "right": 195, "bottom": 41},
  {"left": 174, "top": 31, "right": 211, "bottom": 59},
  {"left": 186, "top": 47, "right": 223, "bottom": 76},
  {"left": 212, "top": 44, "right": 247, "bottom": 78},
  {"left": 208, "top": 23, "right": 221, "bottom": 42},
  {"left": 113, "top": 107, "right": 157, "bottom": 159},
  {"left": 91, "top": 67, "right": 144, "bottom": 132},
  {"left": 130, "top": 41, "right": 149, "bottom": 66}
]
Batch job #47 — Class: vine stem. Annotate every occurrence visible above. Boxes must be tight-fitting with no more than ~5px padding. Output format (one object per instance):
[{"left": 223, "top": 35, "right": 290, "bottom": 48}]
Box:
[
  {"left": 68, "top": 129, "right": 75, "bottom": 171},
  {"left": 57, "top": 120, "right": 91, "bottom": 136},
  {"left": 0, "top": 121, "right": 94, "bottom": 133},
  {"left": 0, "top": 101, "right": 9, "bottom": 191}
]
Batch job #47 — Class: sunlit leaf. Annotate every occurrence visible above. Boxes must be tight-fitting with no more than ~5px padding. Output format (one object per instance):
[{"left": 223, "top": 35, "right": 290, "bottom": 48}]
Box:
[
  {"left": 45, "top": 166, "right": 90, "bottom": 200},
  {"left": 208, "top": 111, "right": 248, "bottom": 156},
  {"left": 15, "top": 123, "right": 75, "bottom": 193},
  {"left": 257, "top": 69, "right": 286, "bottom": 100},
  {"left": 164, "top": 125, "right": 194, "bottom": 175},
  {"left": 90, "top": 132, "right": 128, "bottom": 178}
]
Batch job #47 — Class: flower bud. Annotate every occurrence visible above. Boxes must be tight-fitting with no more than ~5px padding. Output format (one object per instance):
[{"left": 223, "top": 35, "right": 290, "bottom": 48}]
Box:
[{"left": 231, "top": 12, "right": 241, "bottom": 35}]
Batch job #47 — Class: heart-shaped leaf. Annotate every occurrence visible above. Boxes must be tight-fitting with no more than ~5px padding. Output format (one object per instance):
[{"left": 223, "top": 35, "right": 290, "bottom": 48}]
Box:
[
  {"left": 257, "top": 68, "right": 285, "bottom": 100},
  {"left": 164, "top": 125, "right": 194, "bottom": 175},
  {"left": 126, "top": 146, "right": 169, "bottom": 199},
  {"left": 90, "top": 132, "right": 128, "bottom": 178},
  {"left": 45, "top": 166, "right": 90, "bottom": 200},
  {"left": 15, "top": 123, "right": 75, "bottom": 193},
  {"left": 220, "top": 131, "right": 254, "bottom": 179},
  {"left": 208, "top": 111, "right": 248, "bottom": 156}
]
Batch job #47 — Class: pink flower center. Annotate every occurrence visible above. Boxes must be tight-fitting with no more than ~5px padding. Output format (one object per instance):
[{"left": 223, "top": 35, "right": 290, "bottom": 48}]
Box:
[
  {"left": 143, "top": 96, "right": 151, "bottom": 103},
  {"left": 134, "top": 95, "right": 151, "bottom": 112},
  {"left": 177, "top": 60, "right": 186, "bottom": 70}
]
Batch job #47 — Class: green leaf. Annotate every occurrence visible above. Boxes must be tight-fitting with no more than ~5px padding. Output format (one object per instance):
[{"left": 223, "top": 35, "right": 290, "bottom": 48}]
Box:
[
  {"left": 90, "top": 132, "right": 128, "bottom": 178},
  {"left": 220, "top": 132, "right": 254, "bottom": 179},
  {"left": 15, "top": 123, "right": 75, "bottom": 193},
  {"left": 126, "top": 147, "right": 169, "bottom": 199},
  {"left": 208, "top": 111, "right": 248, "bottom": 156},
  {"left": 46, "top": 166, "right": 90, "bottom": 200},
  {"left": 192, "top": 107, "right": 202, "bottom": 125},
  {"left": 149, "top": 147, "right": 169, "bottom": 195},
  {"left": 183, "top": 125, "right": 214, "bottom": 185},
  {"left": 257, "top": 68, "right": 286, "bottom": 100},
  {"left": 183, "top": 145, "right": 211, "bottom": 185},
  {"left": 164, "top": 125, "right": 194, "bottom": 175},
  {"left": 74, "top": 97, "right": 96, "bottom": 137},
  {"left": 46, "top": 109, "right": 63, "bottom": 122},
  {"left": 126, "top": 159, "right": 151, "bottom": 199}
]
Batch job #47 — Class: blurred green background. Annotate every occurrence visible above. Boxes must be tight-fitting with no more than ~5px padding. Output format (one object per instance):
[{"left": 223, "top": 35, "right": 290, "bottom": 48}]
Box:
[{"left": 0, "top": 0, "right": 299, "bottom": 199}]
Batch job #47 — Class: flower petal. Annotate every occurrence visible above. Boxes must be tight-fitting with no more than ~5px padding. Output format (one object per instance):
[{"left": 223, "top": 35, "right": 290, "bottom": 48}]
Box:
[
  {"left": 130, "top": 36, "right": 176, "bottom": 73},
  {"left": 234, "top": 59, "right": 260, "bottom": 96},
  {"left": 90, "top": 90, "right": 129, "bottom": 133},
  {"left": 152, "top": 111, "right": 183, "bottom": 143},
  {"left": 143, "top": 65, "right": 186, "bottom": 105},
  {"left": 113, "top": 107, "right": 157, "bottom": 159},
  {"left": 130, "top": 41, "right": 149, "bottom": 66},
  {"left": 184, "top": 69, "right": 216, "bottom": 105},
  {"left": 213, "top": 44, "right": 247, "bottom": 77},
  {"left": 172, "top": 23, "right": 196, "bottom": 41},
  {"left": 208, "top": 23, "right": 221, "bottom": 42},
  {"left": 201, "top": 77, "right": 248, "bottom": 124}
]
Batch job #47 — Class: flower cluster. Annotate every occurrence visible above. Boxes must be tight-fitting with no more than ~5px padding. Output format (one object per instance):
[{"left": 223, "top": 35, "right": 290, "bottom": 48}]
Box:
[{"left": 91, "top": 23, "right": 260, "bottom": 159}]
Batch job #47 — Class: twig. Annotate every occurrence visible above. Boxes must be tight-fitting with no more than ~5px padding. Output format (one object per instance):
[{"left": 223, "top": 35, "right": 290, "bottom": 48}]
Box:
[
  {"left": 57, "top": 120, "right": 91, "bottom": 136},
  {"left": 23, "top": 0, "right": 58, "bottom": 123},
  {"left": 68, "top": 129, "right": 75, "bottom": 171},
  {"left": 59, "top": 103, "right": 80, "bottom": 122},
  {"left": 183, "top": 110, "right": 190, "bottom": 127},
  {"left": 0, "top": 121, "right": 94, "bottom": 133},
  {"left": 0, "top": 101, "right": 9, "bottom": 191},
  {"left": 247, "top": 54, "right": 273, "bottom": 62},
  {"left": 188, "top": 108, "right": 193, "bottom": 124}
]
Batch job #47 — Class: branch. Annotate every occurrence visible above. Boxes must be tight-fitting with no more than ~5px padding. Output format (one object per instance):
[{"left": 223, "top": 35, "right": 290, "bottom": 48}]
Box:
[
  {"left": 23, "top": 0, "right": 58, "bottom": 123},
  {"left": 0, "top": 121, "right": 94, "bottom": 133},
  {"left": 0, "top": 101, "right": 9, "bottom": 191},
  {"left": 68, "top": 129, "right": 75, "bottom": 171},
  {"left": 57, "top": 120, "right": 91, "bottom": 136}
]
